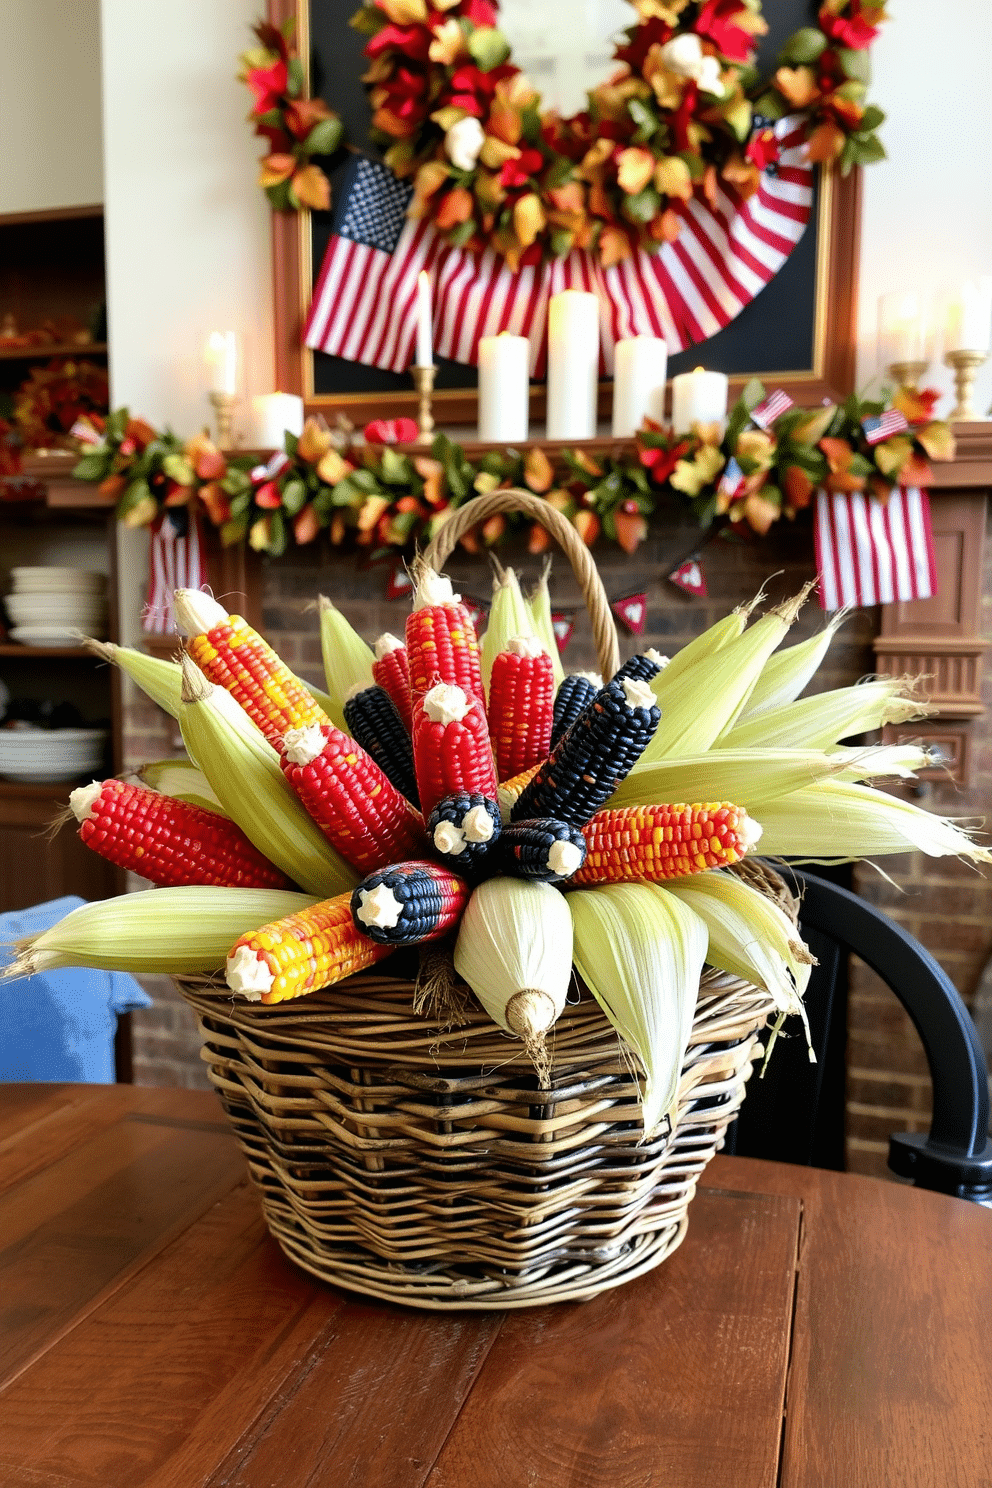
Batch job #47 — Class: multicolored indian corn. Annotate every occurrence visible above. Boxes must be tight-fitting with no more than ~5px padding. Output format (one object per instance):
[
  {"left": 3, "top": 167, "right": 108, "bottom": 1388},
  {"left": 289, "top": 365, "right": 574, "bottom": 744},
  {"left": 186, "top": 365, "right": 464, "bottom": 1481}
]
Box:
[
  {"left": 496, "top": 761, "right": 543, "bottom": 822},
  {"left": 412, "top": 681, "right": 499, "bottom": 821},
  {"left": 280, "top": 722, "right": 424, "bottom": 874},
  {"left": 497, "top": 818, "right": 587, "bottom": 883},
  {"left": 570, "top": 802, "right": 761, "bottom": 885},
  {"left": 343, "top": 684, "right": 419, "bottom": 806},
  {"left": 550, "top": 673, "right": 600, "bottom": 749},
  {"left": 225, "top": 893, "right": 392, "bottom": 1003},
  {"left": 512, "top": 675, "right": 660, "bottom": 827},
  {"left": 427, "top": 791, "right": 501, "bottom": 875},
  {"left": 488, "top": 637, "right": 554, "bottom": 781},
  {"left": 70, "top": 778, "right": 290, "bottom": 888},
  {"left": 406, "top": 569, "right": 484, "bottom": 705},
  {"left": 613, "top": 650, "right": 668, "bottom": 685},
  {"left": 350, "top": 859, "right": 469, "bottom": 945},
  {"left": 372, "top": 633, "right": 413, "bottom": 732}
]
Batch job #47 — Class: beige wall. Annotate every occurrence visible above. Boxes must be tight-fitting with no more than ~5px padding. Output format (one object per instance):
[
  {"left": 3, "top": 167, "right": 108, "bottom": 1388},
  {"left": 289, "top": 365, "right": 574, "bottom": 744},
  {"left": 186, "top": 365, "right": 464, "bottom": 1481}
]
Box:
[{"left": 0, "top": 0, "right": 104, "bottom": 215}]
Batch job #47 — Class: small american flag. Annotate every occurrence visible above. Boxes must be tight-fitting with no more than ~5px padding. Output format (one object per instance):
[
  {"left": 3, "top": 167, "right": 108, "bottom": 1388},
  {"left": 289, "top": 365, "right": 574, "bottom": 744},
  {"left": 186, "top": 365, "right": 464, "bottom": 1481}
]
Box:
[
  {"left": 814, "top": 487, "right": 937, "bottom": 611},
  {"left": 862, "top": 409, "right": 910, "bottom": 445},
  {"left": 144, "top": 511, "right": 204, "bottom": 635},
  {"left": 750, "top": 389, "right": 794, "bottom": 429},
  {"left": 718, "top": 456, "right": 745, "bottom": 499}
]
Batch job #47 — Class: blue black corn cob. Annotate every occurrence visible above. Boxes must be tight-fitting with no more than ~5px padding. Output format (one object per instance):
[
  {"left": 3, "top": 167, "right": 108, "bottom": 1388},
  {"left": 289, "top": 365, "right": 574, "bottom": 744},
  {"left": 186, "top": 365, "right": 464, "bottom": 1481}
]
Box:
[
  {"left": 350, "top": 859, "right": 468, "bottom": 945},
  {"left": 427, "top": 791, "right": 501, "bottom": 876},
  {"left": 344, "top": 684, "right": 420, "bottom": 808},
  {"left": 511, "top": 675, "right": 661, "bottom": 827},
  {"left": 613, "top": 651, "right": 666, "bottom": 685},
  {"left": 551, "top": 673, "right": 599, "bottom": 749},
  {"left": 497, "top": 818, "right": 587, "bottom": 883}
]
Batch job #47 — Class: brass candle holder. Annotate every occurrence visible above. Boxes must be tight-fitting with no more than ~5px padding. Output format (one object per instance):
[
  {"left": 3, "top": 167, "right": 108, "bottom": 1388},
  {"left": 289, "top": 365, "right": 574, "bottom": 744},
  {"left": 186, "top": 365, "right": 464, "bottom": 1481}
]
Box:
[
  {"left": 944, "top": 349, "right": 987, "bottom": 421},
  {"left": 208, "top": 390, "right": 238, "bottom": 449},
  {"left": 888, "top": 359, "right": 929, "bottom": 394},
  {"left": 411, "top": 364, "right": 436, "bottom": 445}
]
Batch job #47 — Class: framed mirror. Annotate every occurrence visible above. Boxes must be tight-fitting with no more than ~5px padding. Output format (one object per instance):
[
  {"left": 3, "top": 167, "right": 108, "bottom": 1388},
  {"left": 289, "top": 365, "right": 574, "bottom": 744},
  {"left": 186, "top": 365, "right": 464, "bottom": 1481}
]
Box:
[{"left": 269, "top": 0, "right": 861, "bottom": 425}]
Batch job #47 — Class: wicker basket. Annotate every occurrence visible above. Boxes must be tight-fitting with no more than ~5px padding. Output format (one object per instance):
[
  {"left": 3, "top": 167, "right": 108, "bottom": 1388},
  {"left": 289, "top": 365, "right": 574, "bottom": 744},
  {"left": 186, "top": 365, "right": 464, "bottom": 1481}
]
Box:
[{"left": 175, "top": 490, "right": 788, "bottom": 1310}]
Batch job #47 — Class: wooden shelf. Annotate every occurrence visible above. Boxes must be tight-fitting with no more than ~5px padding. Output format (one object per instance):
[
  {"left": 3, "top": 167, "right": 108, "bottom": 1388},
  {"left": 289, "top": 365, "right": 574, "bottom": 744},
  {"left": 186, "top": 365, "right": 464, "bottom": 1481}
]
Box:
[
  {"left": 0, "top": 779, "right": 79, "bottom": 799},
  {"left": 0, "top": 342, "right": 106, "bottom": 362},
  {"left": 0, "top": 645, "right": 102, "bottom": 658}
]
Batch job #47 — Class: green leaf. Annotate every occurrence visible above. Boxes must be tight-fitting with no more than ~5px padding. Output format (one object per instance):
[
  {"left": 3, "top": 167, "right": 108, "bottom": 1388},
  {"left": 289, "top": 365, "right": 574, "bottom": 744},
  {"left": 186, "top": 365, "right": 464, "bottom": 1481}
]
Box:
[
  {"left": 267, "top": 508, "right": 288, "bottom": 555},
  {"left": 221, "top": 468, "right": 252, "bottom": 496},
  {"left": 280, "top": 477, "right": 307, "bottom": 515},
  {"left": 446, "top": 218, "right": 477, "bottom": 248},
  {"left": 330, "top": 476, "right": 367, "bottom": 508},
  {"left": 838, "top": 47, "right": 871, "bottom": 85},
  {"left": 253, "top": 108, "right": 283, "bottom": 129},
  {"left": 283, "top": 431, "right": 298, "bottom": 458},
  {"left": 265, "top": 179, "right": 293, "bottom": 212},
  {"left": 379, "top": 447, "right": 413, "bottom": 485},
  {"left": 628, "top": 97, "right": 659, "bottom": 143},
  {"left": 834, "top": 80, "right": 866, "bottom": 102},
  {"left": 468, "top": 26, "right": 510, "bottom": 71},
  {"left": 545, "top": 155, "right": 575, "bottom": 189},
  {"left": 348, "top": 467, "right": 383, "bottom": 493},
  {"left": 678, "top": 149, "right": 707, "bottom": 180},
  {"left": 750, "top": 89, "right": 785, "bottom": 121},
  {"left": 285, "top": 56, "right": 304, "bottom": 98},
  {"left": 229, "top": 490, "right": 254, "bottom": 519},
  {"left": 71, "top": 452, "right": 110, "bottom": 481},
  {"left": 161, "top": 453, "right": 195, "bottom": 485},
  {"left": 520, "top": 103, "right": 542, "bottom": 143},
  {"left": 740, "top": 377, "right": 766, "bottom": 413},
  {"left": 304, "top": 117, "right": 343, "bottom": 157},
  {"left": 118, "top": 478, "right": 151, "bottom": 517},
  {"left": 859, "top": 104, "right": 885, "bottom": 132},
  {"left": 349, "top": 5, "right": 385, "bottom": 35},
  {"left": 104, "top": 407, "right": 129, "bottom": 443},
  {"left": 601, "top": 509, "right": 616, "bottom": 541},
  {"left": 549, "top": 229, "right": 574, "bottom": 257},
  {"left": 622, "top": 186, "right": 661, "bottom": 224},
  {"left": 220, "top": 517, "right": 248, "bottom": 547},
  {"left": 779, "top": 26, "right": 827, "bottom": 64},
  {"left": 849, "top": 132, "right": 887, "bottom": 166}
]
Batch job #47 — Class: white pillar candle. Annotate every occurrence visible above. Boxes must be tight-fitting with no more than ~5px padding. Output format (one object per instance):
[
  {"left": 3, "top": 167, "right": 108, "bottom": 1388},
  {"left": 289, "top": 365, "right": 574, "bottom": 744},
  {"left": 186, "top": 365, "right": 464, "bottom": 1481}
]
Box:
[
  {"left": 546, "top": 290, "right": 600, "bottom": 439},
  {"left": 878, "top": 290, "right": 928, "bottom": 365},
  {"left": 478, "top": 333, "right": 529, "bottom": 442},
  {"left": 945, "top": 278, "right": 992, "bottom": 354},
  {"left": 416, "top": 270, "right": 433, "bottom": 367},
  {"left": 671, "top": 366, "right": 729, "bottom": 434},
  {"left": 205, "top": 331, "right": 237, "bottom": 395},
  {"left": 611, "top": 336, "right": 668, "bottom": 437},
  {"left": 251, "top": 393, "right": 305, "bottom": 449}
]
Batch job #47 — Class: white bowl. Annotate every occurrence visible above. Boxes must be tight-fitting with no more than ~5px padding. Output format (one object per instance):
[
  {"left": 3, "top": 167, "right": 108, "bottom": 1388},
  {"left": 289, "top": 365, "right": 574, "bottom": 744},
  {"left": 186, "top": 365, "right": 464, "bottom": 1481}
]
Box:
[
  {"left": 8, "top": 624, "right": 107, "bottom": 646},
  {"left": 5, "top": 602, "right": 107, "bottom": 627},
  {"left": 0, "top": 729, "right": 108, "bottom": 784},
  {"left": 5, "top": 594, "right": 106, "bottom": 617},
  {"left": 10, "top": 567, "right": 107, "bottom": 593}
]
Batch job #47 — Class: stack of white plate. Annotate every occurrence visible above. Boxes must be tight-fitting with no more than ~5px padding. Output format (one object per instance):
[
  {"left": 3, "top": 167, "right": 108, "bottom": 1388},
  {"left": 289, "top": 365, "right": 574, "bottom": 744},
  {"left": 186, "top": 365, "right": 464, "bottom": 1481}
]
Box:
[
  {"left": 4, "top": 567, "right": 108, "bottom": 646},
  {"left": 0, "top": 728, "right": 109, "bottom": 784}
]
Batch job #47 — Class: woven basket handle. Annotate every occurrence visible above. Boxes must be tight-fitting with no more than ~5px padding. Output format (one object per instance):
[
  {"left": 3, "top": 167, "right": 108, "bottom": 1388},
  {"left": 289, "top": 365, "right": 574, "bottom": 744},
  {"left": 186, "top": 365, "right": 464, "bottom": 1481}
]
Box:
[{"left": 422, "top": 487, "right": 620, "bottom": 680}]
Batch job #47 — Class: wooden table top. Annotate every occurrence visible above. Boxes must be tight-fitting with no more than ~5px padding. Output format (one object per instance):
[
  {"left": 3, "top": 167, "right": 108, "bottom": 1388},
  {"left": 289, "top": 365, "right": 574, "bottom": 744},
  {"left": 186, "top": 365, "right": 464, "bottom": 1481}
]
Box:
[{"left": 0, "top": 1083, "right": 989, "bottom": 1488}]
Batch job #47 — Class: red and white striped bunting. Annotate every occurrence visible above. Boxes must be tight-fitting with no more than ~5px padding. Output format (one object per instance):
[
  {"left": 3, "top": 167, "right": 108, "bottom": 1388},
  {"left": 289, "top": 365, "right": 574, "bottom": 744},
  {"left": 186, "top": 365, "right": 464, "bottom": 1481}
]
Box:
[
  {"left": 814, "top": 488, "right": 937, "bottom": 611},
  {"left": 144, "top": 513, "right": 204, "bottom": 635}
]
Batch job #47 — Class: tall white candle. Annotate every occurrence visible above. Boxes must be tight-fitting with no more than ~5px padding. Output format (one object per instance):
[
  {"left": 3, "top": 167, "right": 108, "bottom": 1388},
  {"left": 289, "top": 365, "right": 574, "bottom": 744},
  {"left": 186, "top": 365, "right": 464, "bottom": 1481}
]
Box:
[
  {"left": 205, "top": 331, "right": 237, "bottom": 395},
  {"left": 945, "top": 279, "right": 992, "bottom": 354},
  {"left": 878, "top": 290, "right": 928, "bottom": 365},
  {"left": 611, "top": 336, "right": 668, "bottom": 437},
  {"left": 671, "top": 366, "right": 729, "bottom": 434},
  {"left": 478, "top": 333, "right": 529, "bottom": 442},
  {"left": 251, "top": 393, "right": 305, "bottom": 448},
  {"left": 546, "top": 290, "right": 600, "bottom": 439},
  {"left": 416, "top": 271, "right": 433, "bottom": 367}
]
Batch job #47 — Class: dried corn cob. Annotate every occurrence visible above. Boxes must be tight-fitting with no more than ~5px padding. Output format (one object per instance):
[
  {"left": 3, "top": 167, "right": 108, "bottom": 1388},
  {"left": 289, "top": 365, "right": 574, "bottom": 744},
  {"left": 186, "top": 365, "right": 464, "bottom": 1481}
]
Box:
[
  {"left": 488, "top": 637, "right": 555, "bottom": 781},
  {"left": 551, "top": 673, "right": 600, "bottom": 749},
  {"left": 497, "top": 818, "right": 587, "bottom": 882},
  {"left": 497, "top": 762, "right": 543, "bottom": 822},
  {"left": 350, "top": 860, "right": 469, "bottom": 945},
  {"left": 343, "top": 683, "right": 419, "bottom": 806},
  {"left": 613, "top": 650, "right": 668, "bottom": 685},
  {"left": 406, "top": 567, "right": 484, "bottom": 705},
  {"left": 70, "top": 778, "right": 290, "bottom": 888},
  {"left": 512, "top": 676, "right": 660, "bottom": 827},
  {"left": 412, "top": 681, "right": 499, "bottom": 821},
  {"left": 225, "top": 893, "right": 392, "bottom": 1004},
  {"left": 570, "top": 802, "right": 761, "bottom": 885},
  {"left": 175, "top": 589, "right": 329, "bottom": 749},
  {"left": 372, "top": 633, "right": 413, "bottom": 732},
  {"left": 280, "top": 722, "right": 425, "bottom": 874},
  {"left": 481, "top": 565, "right": 536, "bottom": 694},
  {"left": 427, "top": 792, "right": 501, "bottom": 875}
]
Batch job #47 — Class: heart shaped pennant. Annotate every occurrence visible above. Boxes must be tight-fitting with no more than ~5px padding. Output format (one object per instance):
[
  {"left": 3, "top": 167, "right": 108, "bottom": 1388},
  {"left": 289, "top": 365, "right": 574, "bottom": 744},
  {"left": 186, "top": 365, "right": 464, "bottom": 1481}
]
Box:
[
  {"left": 668, "top": 558, "right": 708, "bottom": 598},
  {"left": 461, "top": 594, "right": 489, "bottom": 632},
  {"left": 550, "top": 612, "right": 575, "bottom": 653},
  {"left": 385, "top": 563, "right": 414, "bottom": 601},
  {"left": 611, "top": 593, "right": 647, "bottom": 636}
]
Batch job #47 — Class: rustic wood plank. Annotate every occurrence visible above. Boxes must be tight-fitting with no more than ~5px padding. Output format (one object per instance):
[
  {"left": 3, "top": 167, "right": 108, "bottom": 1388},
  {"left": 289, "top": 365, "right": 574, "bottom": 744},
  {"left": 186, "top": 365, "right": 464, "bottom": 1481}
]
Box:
[
  {"left": 0, "top": 1081, "right": 94, "bottom": 1145},
  {"left": 0, "top": 1110, "right": 245, "bottom": 1387},
  {"left": 709, "top": 1156, "right": 992, "bottom": 1488},
  {"left": 424, "top": 1187, "right": 801, "bottom": 1488}
]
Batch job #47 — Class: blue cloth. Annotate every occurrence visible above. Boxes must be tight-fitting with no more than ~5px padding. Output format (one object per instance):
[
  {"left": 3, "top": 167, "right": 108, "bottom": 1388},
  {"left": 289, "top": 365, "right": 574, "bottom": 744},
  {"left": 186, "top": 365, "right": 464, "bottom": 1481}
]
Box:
[{"left": 0, "top": 897, "right": 151, "bottom": 1083}]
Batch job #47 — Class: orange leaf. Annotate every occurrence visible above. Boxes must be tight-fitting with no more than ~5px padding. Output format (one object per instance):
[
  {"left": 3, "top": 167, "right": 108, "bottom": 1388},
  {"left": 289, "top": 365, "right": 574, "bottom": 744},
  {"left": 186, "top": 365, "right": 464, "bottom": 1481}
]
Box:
[
  {"left": 197, "top": 482, "right": 231, "bottom": 527},
  {"left": 488, "top": 101, "right": 523, "bottom": 146},
  {"left": 259, "top": 153, "right": 295, "bottom": 188},
  {"left": 513, "top": 192, "right": 545, "bottom": 249},
  {"left": 524, "top": 447, "right": 554, "bottom": 493},
  {"left": 528, "top": 521, "right": 551, "bottom": 554},
  {"left": 574, "top": 509, "right": 600, "bottom": 545},
  {"left": 293, "top": 503, "right": 321, "bottom": 545},
  {"left": 774, "top": 66, "right": 820, "bottom": 109},
  {"left": 292, "top": 165, "right": 330, "bottom": 212},
  {"left": 297, "top": 417, "right": 332, "bottom": 464},
  {"left": 435, "top": 187, "right": 474, "bottom": 230},
  {"left": 741, "top": 492, "right": 779, "bottom": 535},
  {"left": 805, "top": 120, "right": 845, "bottom": 163},
  {"left": 617, "top": 147, "right": 656, "bottom": 196},
  {"left": 614, "top": 510, "right": 647, "bottom": 553},
  {"left": 97, "top": 474, "right": 127, "bottom": 500},
  {"left": 782, "top": 465, "right": 814, "bottom": 511},
  {"left": 897, "top": 452, "right": 933, "bottom": 488},
  {"left": 482, "top": 513, "right": 506, "bottom": 545},
  {"left": 316, "top": 448, "right": 352, "bottom": 485},
  {"left": 599, "top": 226, "right": 633, "bottom": 267}
]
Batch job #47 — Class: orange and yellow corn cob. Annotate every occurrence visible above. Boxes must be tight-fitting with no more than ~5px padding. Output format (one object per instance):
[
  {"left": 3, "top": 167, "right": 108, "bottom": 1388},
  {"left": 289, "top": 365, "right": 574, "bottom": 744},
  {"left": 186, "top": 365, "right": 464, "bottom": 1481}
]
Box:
[
  {"left": 70, "top": 778, "right": 290, "bottom": 888},
  {"left": 488, "top": 637, "right": 555, "bottom": 781},
  {"left": 225, "top": 893, "right": 393, "bottom": 1003},
  {"left": 496, "top": 761, "right": 543, "bottom": 822},
  {"left": 412, "top": 681, "right": 499, "bottom": 822},
  {"left": 280, "top": 722, "right": 424, "bottom": 875},
  {"left": 175, "top": 589, "right": 328, "bottom": 749},
  {"left": 405, "top": 569, "right": 484, "bottom": 705},
  {"left": 372, "top": 633, "right": 413, "bottom": 732},
  {"left": 570, "top": 802, "right": 761, "bottom": 886}
]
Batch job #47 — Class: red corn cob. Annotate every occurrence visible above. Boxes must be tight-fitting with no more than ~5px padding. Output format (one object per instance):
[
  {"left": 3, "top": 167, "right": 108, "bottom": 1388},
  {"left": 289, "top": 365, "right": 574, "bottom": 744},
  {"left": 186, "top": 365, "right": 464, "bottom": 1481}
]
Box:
[
  {"left": 412, "top": 681, "right": 499, "bottom": 821},
  {"left": 226, "top": 893, "right": 393, "bottom": 1004},
  {"left": 70, "top": 778, "right": 290, "bottom": 888},
  {"left": 488, "top": 637, "right": 555, "bottom": 781},
  {"left": 175, "top": 589, "right": 328, "bottom": 750},
  {"left": 281, "top": 722, "right": 425, "bottom": 875},
  {"left": 372, "top": 633, "right": 413, "bottom": 732},
  {"left": 405, "top": 569, "right": 484, "bottom": 706},
  {"left": 571, "top": 802, "right": 761, "bottom": 886}
]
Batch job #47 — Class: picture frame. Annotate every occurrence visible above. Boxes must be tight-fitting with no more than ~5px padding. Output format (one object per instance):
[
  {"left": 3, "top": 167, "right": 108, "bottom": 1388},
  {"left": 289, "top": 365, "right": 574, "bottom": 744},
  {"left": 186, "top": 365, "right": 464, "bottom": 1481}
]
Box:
[{"left": 268, "top": 0, "right": 862, "bottom": 426}]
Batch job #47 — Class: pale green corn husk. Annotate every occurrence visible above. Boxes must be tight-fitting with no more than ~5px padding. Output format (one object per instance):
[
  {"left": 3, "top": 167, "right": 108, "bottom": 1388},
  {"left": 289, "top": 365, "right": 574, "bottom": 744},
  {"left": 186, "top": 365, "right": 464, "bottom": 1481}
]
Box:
[
  {"left": 830, "top": 744, "right": 933, "bottom": 782},
  {"left": 641, "top": 584, "right": 815, "bottom": 761},
  {"left": 753, "top": 779, "right": 992, "bottom": 863},
  {"left": 318, "top": 595, "right": 375, "bottom": 731},
  {"left": 480, "top": 565, "right": 537, "bottom": 693},
  {"left": 137, "top": 758, "right": 226, "bottom": 815},
  {"left": 3, "top": 887, "right": 318, "bottom": 978},
  {"left": 720, "top": 679, "right": 930, "bottom": 752},
  {"left": 526, "top": 561, "right": 565, "bottom": 689},
  {"left": 736, "top": 608, "right": 850, "bottom": 721},
  {"left": 607, "top": 749, "right": 851, "bottom": 812},
  {"left": 178, "top": 657, "right": 358, "bottom": 897},
  {"left": 650, "top": 601, "right": 751, "bottom": 690},
  {"left": 303, "top": 679, "right": 335, "bottom": 714},
  {"left": 83, "top": 639, "right": 181, "bottom": 717},
  {"left": 569, "top": 883, "right": 708, "bottom": 1136}
]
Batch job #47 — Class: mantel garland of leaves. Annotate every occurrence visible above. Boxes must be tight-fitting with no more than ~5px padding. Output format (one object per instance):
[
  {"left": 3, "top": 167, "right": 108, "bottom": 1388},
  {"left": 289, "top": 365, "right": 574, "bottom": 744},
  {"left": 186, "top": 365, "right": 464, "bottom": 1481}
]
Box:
[
  {"left": 240, "top": 0, "right": 887, "bottom": 267},
  {"left": 69, "top": 380, "right": 953, "bottom": 559}
]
